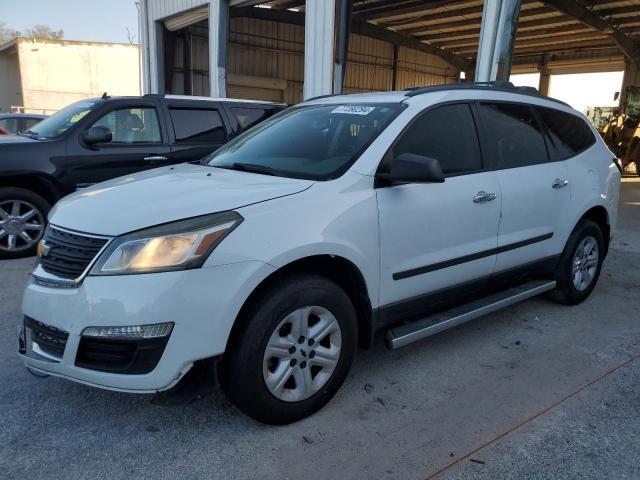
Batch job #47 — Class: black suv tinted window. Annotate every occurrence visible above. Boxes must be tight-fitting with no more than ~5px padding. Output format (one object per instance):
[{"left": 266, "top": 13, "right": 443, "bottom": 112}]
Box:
[
  {"left": 536, "top": 106, "right": 595, "bottom": 160},
  {"left": 231, "top": 107, "right": 276, "bottom": 132},
  {"left": 170, "top": 108, "right": 227, "bottom": 143},
  {"left": 478, "top": 102, "right": 548, "bottom": 169},
  {"left": 393, "top": 103, "right": 482, "bottom": 175}
]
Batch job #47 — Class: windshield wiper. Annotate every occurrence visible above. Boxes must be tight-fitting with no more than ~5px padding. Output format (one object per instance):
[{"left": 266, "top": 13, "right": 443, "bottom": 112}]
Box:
[{"left": 218, "top": 162, "right": 279, "bottom": 176}]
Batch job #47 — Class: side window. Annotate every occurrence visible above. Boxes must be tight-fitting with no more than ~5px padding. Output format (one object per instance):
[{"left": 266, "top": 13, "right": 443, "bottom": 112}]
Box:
[
  {"left": 169, "top": 108, "right": 227, "bottom": 143},
  {"left": 392, "top": 103, "right": 483, "bottom": 175},
  {"left": 93, "top": 107, "right": 161, "bottom": 144},
  {"left": 23, "top": 117, "right": 43, "bottom": 131},
  {"left": 231, "top": 107, "right": 274, "bottom": 132},
  {"left": 477, "top": 103, "right": 548, "bottom": 169},
  {"left": 536, "top": 107, "right": 596, "bottom": 160},
  {"left": 0, "top": 118, "right": 18, "bottom": 134}
]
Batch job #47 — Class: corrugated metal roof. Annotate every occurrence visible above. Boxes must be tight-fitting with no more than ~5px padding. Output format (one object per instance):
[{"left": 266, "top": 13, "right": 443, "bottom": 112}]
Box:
[{"left": 256, "top": 0, "right": 640, "bottom": 71}]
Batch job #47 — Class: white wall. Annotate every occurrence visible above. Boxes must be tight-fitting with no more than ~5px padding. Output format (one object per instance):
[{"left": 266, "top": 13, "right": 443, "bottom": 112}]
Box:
[{"left": 16, "top": 39, "right": 140, "bottom": 113}]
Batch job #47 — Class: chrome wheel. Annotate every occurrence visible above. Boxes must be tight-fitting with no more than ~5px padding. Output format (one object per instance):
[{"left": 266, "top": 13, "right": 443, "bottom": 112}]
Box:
[
  {"left": 572, "top": 235, "right": 599, "bottom": 291},
  {"left": 263, "top": 306, "right": 342, "bottom": 402},
  {"left": 0, "top": 200, "right": 45, "bottom": 253}
]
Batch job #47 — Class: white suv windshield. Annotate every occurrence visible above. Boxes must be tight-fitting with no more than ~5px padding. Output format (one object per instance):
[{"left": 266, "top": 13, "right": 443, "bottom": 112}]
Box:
[
  {"left": 26, "top": 100, "right": 95, "bottom": 139},
  {"left": 207, "top": 104, "right": 403, "bottom": 180}
]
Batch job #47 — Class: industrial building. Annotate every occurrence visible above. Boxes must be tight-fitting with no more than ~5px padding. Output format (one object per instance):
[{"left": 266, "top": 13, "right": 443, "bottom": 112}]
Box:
[
  {"left": 137, "top": 0, "right": 640, "bottom": 107},
  {"left": 0, "top": 38, "right": 141, "bottom": 114}
]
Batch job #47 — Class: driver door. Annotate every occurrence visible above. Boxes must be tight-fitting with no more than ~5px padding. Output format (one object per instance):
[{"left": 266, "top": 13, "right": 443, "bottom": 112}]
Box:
[
  {"left": 376, "top": 102, "right": 501, "bottom": 315},
  {"left": 65, "top": 102, "right": 171, "bottom": 189}
]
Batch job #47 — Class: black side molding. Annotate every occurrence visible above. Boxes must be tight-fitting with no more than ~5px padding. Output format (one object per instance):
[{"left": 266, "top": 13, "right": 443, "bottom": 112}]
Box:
[{"left": 393, "top": 233, "right": 553, "bottom": 280}]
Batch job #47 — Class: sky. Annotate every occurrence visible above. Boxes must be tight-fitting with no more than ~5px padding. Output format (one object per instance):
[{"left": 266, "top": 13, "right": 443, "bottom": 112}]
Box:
[
  {"left": 0, "top": 0, "right": 139, "bottom": 44},
  {"left": 510, "top": 71, "right": 625, "bottom": 114}
]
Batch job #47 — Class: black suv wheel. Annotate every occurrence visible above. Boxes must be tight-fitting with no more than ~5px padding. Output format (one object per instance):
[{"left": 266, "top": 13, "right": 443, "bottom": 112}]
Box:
[{"left": 0, "top": 187, "right": 49, "bottom": 259}]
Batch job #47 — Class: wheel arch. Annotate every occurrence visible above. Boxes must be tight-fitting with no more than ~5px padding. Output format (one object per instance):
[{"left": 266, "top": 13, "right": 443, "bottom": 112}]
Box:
[
  {"left": 226, "top": 254, "right": 375, "bottom": 354},
  {"left": 580, "top": 205, "right": 610, "bottom": 255},
  {"left": 0, "top": 174, "right": 63, "bottom": 206}
]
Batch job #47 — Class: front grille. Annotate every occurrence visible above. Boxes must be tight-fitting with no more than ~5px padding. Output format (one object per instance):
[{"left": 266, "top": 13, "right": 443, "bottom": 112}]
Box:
[
  {"left": 39, "top": 226, "right": 109, "bottom": 280},
  {"left": 76, "top": 336, "right": 170, "bottom": 374},
  {"left": 25, "top": 316, "right": 69, "bottom": 359}
]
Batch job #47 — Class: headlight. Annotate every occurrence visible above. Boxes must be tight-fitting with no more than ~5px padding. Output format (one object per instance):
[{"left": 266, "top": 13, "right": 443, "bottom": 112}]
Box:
[{"left": 90, "top": 211, "right": 242, "bottom": 275}]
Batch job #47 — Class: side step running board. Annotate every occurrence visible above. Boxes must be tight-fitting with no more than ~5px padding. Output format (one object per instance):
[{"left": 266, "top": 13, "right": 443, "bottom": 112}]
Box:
[{"left": 386, "top": 279, "right": 556, "bottom": 350}]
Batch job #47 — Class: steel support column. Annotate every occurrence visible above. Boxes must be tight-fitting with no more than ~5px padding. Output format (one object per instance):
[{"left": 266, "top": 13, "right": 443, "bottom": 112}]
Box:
[
  {"left": 209, "top": 0, "right": 229, "bottom": 97},
  {"left": 304, "top": 0, "right": 336, "bottom": 99},
  {"left": 333, "top": 0, "right": 353, "bottom": 94},
  {"left": 538, "top": 55, "right": 550, "bottom": 95},
  {"left": 475, "top": 0, "right": 523, "bottom": 82}
]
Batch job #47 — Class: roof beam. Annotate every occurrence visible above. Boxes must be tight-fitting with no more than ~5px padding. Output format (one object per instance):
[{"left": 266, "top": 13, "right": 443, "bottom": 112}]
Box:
[
  {"left": 268, "top": 0, "right": 305, "bottom": 9},
  {"left": 231, "top": 6, "right": 474, "bottom": 71},
  {"left": 229, "top": 0, "right": 266, "bottom": 7},
  {"left": 543, "top": 0, "right": 640, "bottom": 60},
  {"left": 405, "top": 12, "right": 572, "bottom": 37},
  {"left": 350, "top": 16, "right": 474, "bottom": 71},
  {"left": 358, "top": 0, "right": 474, "bottom": 21}
]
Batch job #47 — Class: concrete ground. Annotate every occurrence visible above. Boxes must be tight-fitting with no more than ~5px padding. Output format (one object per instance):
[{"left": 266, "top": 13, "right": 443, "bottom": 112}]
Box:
[{"left": 1, "top": 178, "right": 639, "bottom": 480}]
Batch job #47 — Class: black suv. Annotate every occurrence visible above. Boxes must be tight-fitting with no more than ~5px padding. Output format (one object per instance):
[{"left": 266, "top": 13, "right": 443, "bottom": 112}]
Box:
[{"left": 0, "top": 94, "right": 285, "bottom": 258}]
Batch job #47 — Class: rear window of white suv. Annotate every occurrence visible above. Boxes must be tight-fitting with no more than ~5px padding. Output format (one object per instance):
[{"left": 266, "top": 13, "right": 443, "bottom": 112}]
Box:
[{"left": 535, "top": 107, "right": 596, "bottom": 160}]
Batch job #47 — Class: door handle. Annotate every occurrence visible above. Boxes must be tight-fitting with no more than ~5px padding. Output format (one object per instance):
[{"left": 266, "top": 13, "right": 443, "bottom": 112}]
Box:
[
  {"left": 552, "top": 178, "right": 569, "bottom": 189},
  {"left": 144, "top": 155, "right": 167, "bottom": 162},
  {"left": 473, "top": 191, "right": 497, "bottom": 203}
]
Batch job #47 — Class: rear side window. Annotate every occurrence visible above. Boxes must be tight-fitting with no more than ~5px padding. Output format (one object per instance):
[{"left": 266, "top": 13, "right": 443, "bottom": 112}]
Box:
[
  {"left": 478, "top": 103, "right": 548, "bottom": 169},
  {"left": 392, "top": 103, "right": 483, "bottom": 175},
  {"left": 169, "top": 108, "right": 227, "bottom": 143},
  {"left": 231, "top": 107, "right": 276, "bottom": 132},
  {"left": 536, "top": 107, "right": 595, "bottom": 160}
]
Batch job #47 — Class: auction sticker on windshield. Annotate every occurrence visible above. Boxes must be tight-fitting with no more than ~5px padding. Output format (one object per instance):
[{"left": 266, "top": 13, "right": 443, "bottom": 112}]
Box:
[{"left": 331, "top": 106, "right": 376, "bottom": 115}]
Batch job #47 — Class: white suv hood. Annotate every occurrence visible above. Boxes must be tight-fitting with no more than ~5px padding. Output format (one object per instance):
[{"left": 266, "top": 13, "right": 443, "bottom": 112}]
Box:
[{"left": 49, "top": 163, "right": 313, "bottom": 236}]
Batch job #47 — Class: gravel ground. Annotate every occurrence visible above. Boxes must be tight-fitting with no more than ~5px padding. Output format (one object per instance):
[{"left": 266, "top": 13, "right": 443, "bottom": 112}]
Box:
[{"left": 1, "top": 178, "right": 639, "bottom": 480}]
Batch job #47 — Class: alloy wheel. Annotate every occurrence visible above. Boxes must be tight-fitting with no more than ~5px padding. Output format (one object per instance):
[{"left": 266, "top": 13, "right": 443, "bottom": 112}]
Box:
[
  {"left": 572, "top": 235, "right": 599, "bottom": 291},
  {"left": 262, "top": 306, "right": 342, "bottom": 402},
  {"left": 0, "top": 200, "right": 45, "bottom": 253}
]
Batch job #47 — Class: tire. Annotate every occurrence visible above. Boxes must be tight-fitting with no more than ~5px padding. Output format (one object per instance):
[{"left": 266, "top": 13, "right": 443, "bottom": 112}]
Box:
[
  {"left": 0, "top": 187, "right": 50, "bottom": 259},
  {"left": 547, "top": 219, "right": 604, "bottom": 305},
  {"left": 221, "top": 274, "right": 357, "bottom": 425}
]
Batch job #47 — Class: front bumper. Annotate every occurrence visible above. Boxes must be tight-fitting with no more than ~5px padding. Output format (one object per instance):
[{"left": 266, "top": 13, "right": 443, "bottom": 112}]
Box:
[{"left": 19, "top": 260, "right": 274, "bottom": 393}]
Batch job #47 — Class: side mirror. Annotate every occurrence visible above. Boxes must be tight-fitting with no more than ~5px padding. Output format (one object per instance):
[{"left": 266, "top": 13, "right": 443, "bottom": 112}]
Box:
[
  {"left": 81, "top": 126, "right": 112, "bottom": 146},
  {"left": 389, "top": 153, "right": 445, "bottom": 184}
]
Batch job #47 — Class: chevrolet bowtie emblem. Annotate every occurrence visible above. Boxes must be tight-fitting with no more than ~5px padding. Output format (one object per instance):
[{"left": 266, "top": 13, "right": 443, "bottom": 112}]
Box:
[{"left": 37, "top": 240, "right": 51, "bottom": 257}]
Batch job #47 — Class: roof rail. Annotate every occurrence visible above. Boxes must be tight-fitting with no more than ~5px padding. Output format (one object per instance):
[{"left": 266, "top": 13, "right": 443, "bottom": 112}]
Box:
[
  {"left": 404, "top": 81, "right": 570, "bottom": 107},
  {"left": 143, "top": 93, "right": 165, "bottom": 98},
  {"left": 304, "top": 93, "right": 345, "bottom": 102}
]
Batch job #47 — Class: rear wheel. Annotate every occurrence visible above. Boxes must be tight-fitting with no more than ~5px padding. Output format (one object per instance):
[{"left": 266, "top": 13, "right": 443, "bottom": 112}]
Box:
[
  {"left": 547, "top": 219, "right": 604, "bottom": 305},
  {"left": 0, "top": 187, "right": 49, "bottom": 259},
  {"left": 221, "top": 274, "right": 357, "bottom": 424}
]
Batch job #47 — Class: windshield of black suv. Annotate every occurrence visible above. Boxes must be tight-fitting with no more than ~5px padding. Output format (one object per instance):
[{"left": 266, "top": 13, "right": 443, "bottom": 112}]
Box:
[
  {"left": 206, "top": 103, "right": 404, "bottom": 180},
  {"left": 25, "top": 100, "right": 95, "bottom": 139}
]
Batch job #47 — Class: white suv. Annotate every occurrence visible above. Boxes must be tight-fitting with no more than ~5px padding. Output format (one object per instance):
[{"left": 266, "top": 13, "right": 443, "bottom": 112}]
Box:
[{"left": 19, "top": 83, "right": 620, "bottom": 424}]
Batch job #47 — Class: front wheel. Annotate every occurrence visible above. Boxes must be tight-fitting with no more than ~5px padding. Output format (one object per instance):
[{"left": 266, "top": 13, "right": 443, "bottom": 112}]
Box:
[
  {"left": 0, "top": 187, "right": 50, "bottom": 259},
  {"left": 547, "top": 219, "right": 604, "bottom": 305},
  {"left": 221, "top": 274, "right": 357, "bottom": 424}
]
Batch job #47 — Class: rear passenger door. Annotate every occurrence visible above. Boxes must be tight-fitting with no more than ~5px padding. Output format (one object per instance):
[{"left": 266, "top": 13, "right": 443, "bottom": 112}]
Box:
[
  {"left": 476, "top": 102, "right": 571, "bottom": 273},
  {"left": 166, "top": 104, "right": 229, "bottom": 163},
  {"left": 377, "top": 102, "right": 501, "bottom": 310}
]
